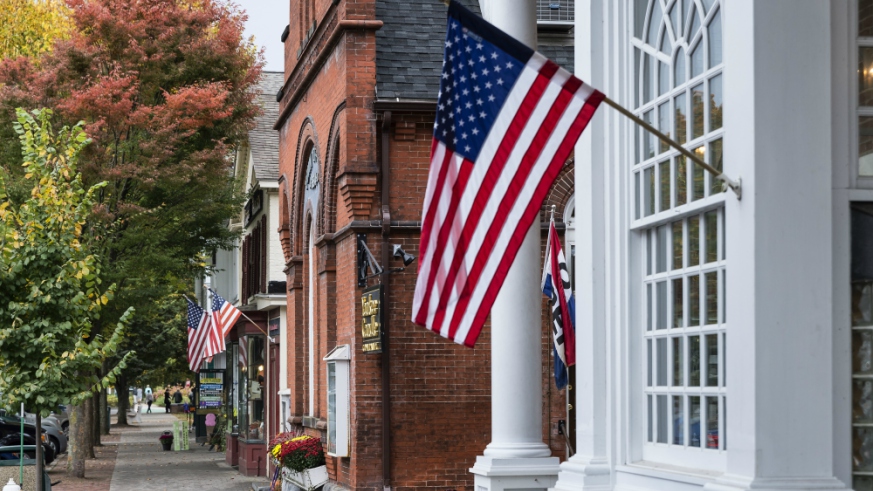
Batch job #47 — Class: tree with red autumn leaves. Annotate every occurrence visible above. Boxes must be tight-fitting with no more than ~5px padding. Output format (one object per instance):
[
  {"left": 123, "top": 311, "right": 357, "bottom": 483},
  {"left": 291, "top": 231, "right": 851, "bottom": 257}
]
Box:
[{"left": 0, "top": 0, "right": 263, "bottom": 477}]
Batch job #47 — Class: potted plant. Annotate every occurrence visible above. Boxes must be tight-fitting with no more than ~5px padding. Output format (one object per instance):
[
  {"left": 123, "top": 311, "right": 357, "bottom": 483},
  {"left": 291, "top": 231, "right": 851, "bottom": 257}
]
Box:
[
  {"left": 269, "top": 433, "right": 327, "bottom": 490},
  {"left": 159, "top": 431, "right": 174, "bottom": 451}
]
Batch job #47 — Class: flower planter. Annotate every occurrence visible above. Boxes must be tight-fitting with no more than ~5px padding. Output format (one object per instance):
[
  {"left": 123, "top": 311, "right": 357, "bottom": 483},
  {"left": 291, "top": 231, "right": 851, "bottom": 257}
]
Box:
[
  {"left": 281, "top": 465, "right": 328, "bottom": 490},
  {"left": 160, "top": 441, "right": 173, "bottom": 451}
]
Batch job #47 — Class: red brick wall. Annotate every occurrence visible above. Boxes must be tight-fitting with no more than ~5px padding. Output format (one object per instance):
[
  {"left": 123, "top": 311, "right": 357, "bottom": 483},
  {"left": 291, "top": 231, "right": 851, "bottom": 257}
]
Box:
[{"left": 277, "top": 2, "right": 576, "bottom": 490}]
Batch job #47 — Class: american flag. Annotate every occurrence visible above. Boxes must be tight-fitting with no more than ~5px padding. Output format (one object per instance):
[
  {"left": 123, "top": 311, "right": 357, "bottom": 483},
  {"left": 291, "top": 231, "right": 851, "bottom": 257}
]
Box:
[
  {"left": 186, "top": 297, "right": 221, "bottom": 372},
  {"left": 412, "top": 1, "right": 603, "bottom": 346},
  {"left": 542, "top": 216, "right": 575, "bottom": 388},
  {"left": 210, "top": 288, "right": 241, "bottom": 340},
  {"left": 239, "top": 335, "right": 248, "bottom": 369}
]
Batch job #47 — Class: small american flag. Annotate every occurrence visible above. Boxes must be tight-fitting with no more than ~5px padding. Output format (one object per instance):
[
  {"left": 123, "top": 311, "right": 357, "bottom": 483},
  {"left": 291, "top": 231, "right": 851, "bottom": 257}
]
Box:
[
  {"left": 210, "top": 288, "right": 241, "bottom": 340},
  {"left": 542, "top": 216, "right": 575, "bottom": 388},
  {"left": 412, "top": 1, "right": 602, "bottom": 346},
  {"left": 186, "top": 298, "right": 220, "bottom": 372}
]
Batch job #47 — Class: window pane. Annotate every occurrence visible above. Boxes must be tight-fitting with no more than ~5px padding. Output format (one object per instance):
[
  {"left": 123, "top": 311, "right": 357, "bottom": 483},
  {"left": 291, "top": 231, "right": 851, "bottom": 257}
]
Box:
[
  {"left": 708, "top": 9, "right": 722, "bottom": 68},
  {"left": 657, "top": 281, "right": 668, "bottom": 329},
  {"left": 657, "top": 337, "right": 668, "bottom": 385},
  {"left": 647, "top": 0, "right": 662, "bottom": 46},
  {"left": 635, "top": 47, "right": 641, "bottom": 108},
  {"left": 722, "top": 396, "right": 727, "bottom": 450},
  {"left": 635, "top": 172, "right": 641, "bottom": 219},
  {"left": 644, "top": 166, "right": 655, "bottom": 216},
  {"left": 674, "top": 49, "right": 686, "bottom": 87},
  {"left": 634, "top": 0, "right": 648, "bottom": 39},
  {"left": 328, "top": 363, "right": 336, "bottom": 453},
  {"left": 657, "top": 394, "right": 669, "bottom": 443},
  {"left": 691, "top": 84, "right": 704, "bottom": 139},
  {"left": 659, "top": 28, "right": 671, "bottom": 54},
  {"left": 659, "top": 61, "right": 670, "bottom": 96},
  {"left": 706, "top": 396, "right": 719, "bottom": 449},
  {"left": 671, "top": 0, "right": 683, "bottom": 40},
  {"left": 674, "top": 93, "right": 687, "bottom": 143},
  {"left": 672, "top": 221, "right": 683, "bottom": 270},
  {"left": 689, "top": 396, "right": 701, "bottom": 447},
  {"left": 672, "top": 278, "right": 684, "bottom": 328},
  {"left": 722, "top": 271, "right": 727, "bottom": 322},
  {"left": 647, "top": 230, "right": 653, "bottom": 275},
  {"left": 692, "top": 146, "right": 705, "bottom": 200},
  {"left": 672, "top": 395, "right": 684, "bottom": 445},
  {"left": 672, "top": 336, "right": 684, "bottom": 385},
  {"left": 656, "top": 225, "right": 668, "bottom": 273},
  {"left": 690, "top": 41, "right": 703, "bottom": 78},
  {"left": 689, "top": 335, "right": 700, "bottom": 386},
  {"left": 647, "top": 282, "right": 653, "bottom": 331},
  {"left": 644, "top": 109, "right": 655, "bottom": 158},
  {"left": 689, "top": 275, "right": 700, "bottom": 326},
  {"left": 688, "top": 215, "right": 700, "bottom": 266},
  {"left": 709, "top": 138, "right": 723, "bottom": 195},
  {"left": 709, "top": 74, "right": 723, "bottom": 131},
  {"left": 648, "top": 394, "right": 654, "bottom": 442},
  {"left": 706, "top": 333, "right": 719, "bottom": 386},
  {"left": 705, "top": 210, "right": 718, "bottom": 263},
  {"left": 860, "top": 117, "right": 873, "bottom": 176},
  {"left": 706, "top": 271, "right": 719, "bottom": 325},
  {"left": 858, "top": 47, "right": 873, "bottom": 106},
  {"left": 647, "top": 338, "right": 653, "bottom": 385},
  {"left": 659, "top": 102, "right": 670, "bottom": 153},
  {"left": 675, "top": 155, "right": 687, "bottom": 206},
  {"left": 862, "top": 0, "right": 873, "bottom": 37},
  {"left": 644, "top": 55, "right": 654, "bottom": 104},
  {"left": 701, "top": 0, "right": 714, "bottom": 13},
  {"left": 688, "top": 5, "right": 700, "bottom": 41},
  {"left": 659, "top": 160, "right": 671, "bottom": 211}
]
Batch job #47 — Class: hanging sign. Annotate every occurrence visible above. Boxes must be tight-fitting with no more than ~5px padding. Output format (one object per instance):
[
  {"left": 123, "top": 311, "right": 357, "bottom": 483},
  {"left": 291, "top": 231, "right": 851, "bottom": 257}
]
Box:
[
  {"left": 197, "top": 370, "right": 223, "bottom": 414},
  {"left": 361, "top": 285, "right": 383, "bottom": 354}
]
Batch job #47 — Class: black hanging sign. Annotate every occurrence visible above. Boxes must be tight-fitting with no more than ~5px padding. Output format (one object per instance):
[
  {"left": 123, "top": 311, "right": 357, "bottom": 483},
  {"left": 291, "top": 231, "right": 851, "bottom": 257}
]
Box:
[{"left": 361, "top": 285, "right": 383, "bottom": 354}]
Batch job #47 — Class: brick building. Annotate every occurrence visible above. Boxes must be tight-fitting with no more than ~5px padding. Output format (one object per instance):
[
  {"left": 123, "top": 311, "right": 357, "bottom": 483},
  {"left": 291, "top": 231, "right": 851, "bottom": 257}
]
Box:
[{"left": 273, "top": 1, "right": 577, "bottom": 490}]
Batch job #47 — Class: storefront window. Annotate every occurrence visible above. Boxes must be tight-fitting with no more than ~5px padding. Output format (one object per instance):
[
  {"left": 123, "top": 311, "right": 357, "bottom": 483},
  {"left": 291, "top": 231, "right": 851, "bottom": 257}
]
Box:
[
  {"left": 229, "top": 344, "right": 239, "bottom": 434},
  {"left": 238, "top": 334, "right": 266, "bottom": 441}
]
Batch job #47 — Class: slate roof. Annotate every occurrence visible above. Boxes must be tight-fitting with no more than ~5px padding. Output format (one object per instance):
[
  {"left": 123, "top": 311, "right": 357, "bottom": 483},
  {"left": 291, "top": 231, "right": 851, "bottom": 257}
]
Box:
[
  {"left": 375, "top": 0, "right": 481, "bottom": 101},
  {"left": 249, "top": 71, "right": 284, "bottom": 181},
  {"left": 375, "top": 1, "right": 575, "bottom": 102}
]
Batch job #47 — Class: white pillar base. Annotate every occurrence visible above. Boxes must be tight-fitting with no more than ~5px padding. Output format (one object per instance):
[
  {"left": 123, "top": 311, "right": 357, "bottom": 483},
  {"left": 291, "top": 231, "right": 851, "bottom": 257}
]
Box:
[
  {"left": 550, "top": 455, "right": 611, "bottom": 491},
  {"left": 702, "top": 475, "right": 848, "bottom": 491},
  {"left": 471, "top": 456, "right": 561, "bottom": 491}
]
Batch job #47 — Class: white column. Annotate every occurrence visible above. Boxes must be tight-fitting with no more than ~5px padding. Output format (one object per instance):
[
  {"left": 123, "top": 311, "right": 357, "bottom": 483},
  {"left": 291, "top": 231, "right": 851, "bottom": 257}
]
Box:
[
  {"left": 551, "top": 1, "right": 610, "bottom": 490},
  {"left": 706, "top": 2, "right": 848, "bottom": 490},
  {"left": 470, "top": 1, "right": 560, "bottom": 490}
]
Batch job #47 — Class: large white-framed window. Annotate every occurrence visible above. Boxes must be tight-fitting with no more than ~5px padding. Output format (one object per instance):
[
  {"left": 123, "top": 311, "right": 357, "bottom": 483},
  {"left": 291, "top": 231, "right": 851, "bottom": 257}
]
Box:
[
  {"left": 307, "top": 216, "right": 316, "bottom": 417},
  {"left": 631, "top": 0, "right": 726, "bottom": 470}
]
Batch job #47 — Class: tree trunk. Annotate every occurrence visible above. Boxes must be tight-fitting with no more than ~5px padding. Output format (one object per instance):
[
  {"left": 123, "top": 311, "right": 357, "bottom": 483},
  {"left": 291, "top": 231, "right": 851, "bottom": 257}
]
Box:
[
  {"left": 35, "top": 413, "right": 43, "bottom": 491},
  {"left": 67, "top": 403, "right": 86, "bottom": 478},
  {"left": 91, "top": 386, "right": 102, "bottom": 447},
  {"left": 100, "top": 387, "right": 109, "bottom": 435},
  {"left": 83, "top": 396, "right": 95, "bottom": 458},
  {"left": 116, "top": 374, "right": 129, "bottom": 426}
]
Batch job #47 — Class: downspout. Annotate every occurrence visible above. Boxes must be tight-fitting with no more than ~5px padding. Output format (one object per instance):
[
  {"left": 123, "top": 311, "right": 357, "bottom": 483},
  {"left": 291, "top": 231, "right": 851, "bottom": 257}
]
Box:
[{"left": 380, "top": 111, "right": 392, "bottom": 491}]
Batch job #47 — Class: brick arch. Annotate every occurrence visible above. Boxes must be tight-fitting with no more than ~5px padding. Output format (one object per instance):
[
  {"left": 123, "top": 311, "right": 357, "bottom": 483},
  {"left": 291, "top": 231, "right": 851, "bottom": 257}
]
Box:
[
  {"left": 278, "top": 175, "right": 293, "bottom": 263},
  {"left": 291, "top": 117, "right": 320, "bottom": 256},
  {"left": 543, "top": 156, "right": 575, "bottom": 225},
  {"left": 319, "top": 102, "right": 346, "bottom": 235}
]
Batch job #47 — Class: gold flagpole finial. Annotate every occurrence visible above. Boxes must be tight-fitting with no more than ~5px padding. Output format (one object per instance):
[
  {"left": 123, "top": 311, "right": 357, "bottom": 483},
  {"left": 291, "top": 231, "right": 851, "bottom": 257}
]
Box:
[{"left": 550, "top": 204, "right": 556, "bottom": 223}]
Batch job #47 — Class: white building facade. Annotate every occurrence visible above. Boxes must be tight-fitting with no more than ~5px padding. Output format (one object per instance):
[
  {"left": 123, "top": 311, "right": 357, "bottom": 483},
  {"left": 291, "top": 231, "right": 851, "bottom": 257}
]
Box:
[{"left": 545, "top": 0, "right": 862, "bottom": 490}]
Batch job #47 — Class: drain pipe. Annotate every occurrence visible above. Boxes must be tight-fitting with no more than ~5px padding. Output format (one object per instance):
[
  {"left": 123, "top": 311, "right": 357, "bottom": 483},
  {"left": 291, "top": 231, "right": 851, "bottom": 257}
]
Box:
[{"left": 380, "top": 111, "right": 392, "bottom": 491}]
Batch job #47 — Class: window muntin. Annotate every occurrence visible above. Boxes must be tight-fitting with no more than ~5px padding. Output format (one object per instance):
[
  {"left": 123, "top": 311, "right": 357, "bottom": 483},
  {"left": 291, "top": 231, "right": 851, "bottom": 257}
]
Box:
[{"left": 632, "top": 0, "right": 726, "bottom": 465}]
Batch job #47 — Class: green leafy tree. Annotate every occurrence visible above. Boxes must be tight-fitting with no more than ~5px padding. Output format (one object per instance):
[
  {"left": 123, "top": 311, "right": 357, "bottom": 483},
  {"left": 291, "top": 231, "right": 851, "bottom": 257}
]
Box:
[{"left": 0, "top": 108, "right": 133, "bottom": 481}]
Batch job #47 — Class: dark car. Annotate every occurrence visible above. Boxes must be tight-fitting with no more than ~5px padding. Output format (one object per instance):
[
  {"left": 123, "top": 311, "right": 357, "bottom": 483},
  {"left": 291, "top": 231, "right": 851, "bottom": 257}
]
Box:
[{"left": 0, "top": 416, "right": 55, "bottom": 464}]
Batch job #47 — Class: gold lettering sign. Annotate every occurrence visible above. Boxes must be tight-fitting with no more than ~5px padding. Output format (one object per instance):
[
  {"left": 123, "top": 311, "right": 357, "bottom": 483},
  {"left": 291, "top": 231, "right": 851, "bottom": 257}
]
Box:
[{"left": 361, "top": 285, "right": 383, "bottom": 353}]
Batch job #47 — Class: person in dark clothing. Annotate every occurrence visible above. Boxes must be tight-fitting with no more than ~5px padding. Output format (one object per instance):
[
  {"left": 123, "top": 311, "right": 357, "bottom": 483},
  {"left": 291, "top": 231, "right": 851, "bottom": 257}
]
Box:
[
  {"left": 164, "top": 389, "right": 171, "bottom": 413},
  {"left": 173, "top": 390, "right": 182, "bottom": 404}
]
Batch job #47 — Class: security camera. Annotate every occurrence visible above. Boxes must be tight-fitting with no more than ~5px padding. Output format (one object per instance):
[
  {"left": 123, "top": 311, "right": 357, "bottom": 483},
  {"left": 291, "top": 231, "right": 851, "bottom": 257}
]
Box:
[{"left": 392, "top": 244, "right": 416, "bottom": 267}]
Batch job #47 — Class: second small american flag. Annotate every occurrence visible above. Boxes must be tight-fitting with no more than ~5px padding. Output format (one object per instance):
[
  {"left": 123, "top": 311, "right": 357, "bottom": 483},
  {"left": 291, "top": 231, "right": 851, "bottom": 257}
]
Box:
[{"left": 412, "top": 0, "right": 602, "bottom": 347}]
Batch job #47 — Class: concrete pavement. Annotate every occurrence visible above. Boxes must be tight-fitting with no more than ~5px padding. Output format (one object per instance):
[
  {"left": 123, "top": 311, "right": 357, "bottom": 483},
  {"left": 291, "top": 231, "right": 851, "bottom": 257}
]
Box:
[{"left": 108, "top": 410, "right": 266, "bottom": 491}]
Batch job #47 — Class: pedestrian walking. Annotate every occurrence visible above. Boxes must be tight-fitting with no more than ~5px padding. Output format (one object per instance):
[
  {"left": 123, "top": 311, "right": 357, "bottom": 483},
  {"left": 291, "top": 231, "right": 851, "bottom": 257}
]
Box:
[
  {"left": 146, "top": 392, "right": 153, "bottom": 413},
  {"left": 173, "top": 389, "right": 183, "bottom": 404},
  {"left": 164, "top": 388, "right": 171, "bottom": 413}
]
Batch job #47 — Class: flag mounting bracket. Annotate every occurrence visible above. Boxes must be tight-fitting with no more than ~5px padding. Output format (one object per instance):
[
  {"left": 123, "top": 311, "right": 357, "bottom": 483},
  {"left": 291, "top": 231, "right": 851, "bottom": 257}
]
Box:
[
  {"left": 601, "top": 96, "right": 742, "bottom": 200},
  {"left": 357, "top": 235, "right": 415, "bottom": 286}
]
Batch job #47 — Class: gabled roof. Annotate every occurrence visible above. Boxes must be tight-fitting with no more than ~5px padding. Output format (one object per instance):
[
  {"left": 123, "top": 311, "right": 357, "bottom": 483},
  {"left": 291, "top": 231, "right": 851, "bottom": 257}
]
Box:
[
  {"left": 250, "top": 71, "right": 284, "bottom": 182},
  {"left": 375, "top": 0, "right": 481, "bottom": 101}
]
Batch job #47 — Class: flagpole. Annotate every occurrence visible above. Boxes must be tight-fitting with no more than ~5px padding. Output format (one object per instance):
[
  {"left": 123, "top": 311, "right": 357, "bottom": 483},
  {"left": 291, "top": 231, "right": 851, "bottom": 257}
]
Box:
[{"left": 600, "top": 96, "right": 741, "bottom": 199}]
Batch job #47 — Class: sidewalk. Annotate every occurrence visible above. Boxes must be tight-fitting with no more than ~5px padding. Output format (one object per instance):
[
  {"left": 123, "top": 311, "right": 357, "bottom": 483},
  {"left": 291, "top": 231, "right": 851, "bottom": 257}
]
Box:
[{"left": 107, "top": 410, "right": 265, "bottom": 491}]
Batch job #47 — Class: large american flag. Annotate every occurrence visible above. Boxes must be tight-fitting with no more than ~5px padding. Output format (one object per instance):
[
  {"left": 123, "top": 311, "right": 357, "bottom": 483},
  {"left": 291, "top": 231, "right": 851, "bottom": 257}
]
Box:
[
  {"left": 186, "top": 297, "right": 221, "bottom": 372},
  {"left": 210, "top": 288, "right": 241, "bottom": 340},
  {"left": 412, "top": 1, "right": 603, "bottom": 347}
]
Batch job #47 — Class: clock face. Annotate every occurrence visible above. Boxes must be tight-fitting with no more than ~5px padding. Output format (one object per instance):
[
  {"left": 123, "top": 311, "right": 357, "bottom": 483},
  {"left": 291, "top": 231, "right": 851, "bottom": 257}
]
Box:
[{"left": 305, "top": 149, "right": 319, "bottom": 191}]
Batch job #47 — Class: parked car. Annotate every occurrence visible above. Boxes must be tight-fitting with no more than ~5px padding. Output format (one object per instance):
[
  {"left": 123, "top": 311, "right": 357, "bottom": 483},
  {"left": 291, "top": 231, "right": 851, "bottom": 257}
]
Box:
[
  {"left": 0, "top": 416, "right": 55, "bottom": 464},
  {"left": 21, "top": 414, "right": 66, "bottom": 455}
]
